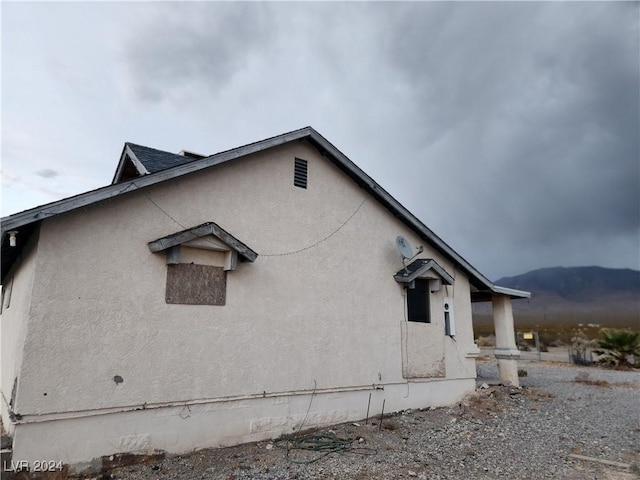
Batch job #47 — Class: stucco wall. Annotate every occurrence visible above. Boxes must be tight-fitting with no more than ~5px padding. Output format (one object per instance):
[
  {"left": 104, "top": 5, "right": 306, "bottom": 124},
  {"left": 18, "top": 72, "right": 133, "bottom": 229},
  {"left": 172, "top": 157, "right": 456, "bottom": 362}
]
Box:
[
  {"left": 12, "top": 378, "right": 475, "bottom": 469},
  {"left": 12, "top": 141, "right": 478, "bottom": 421},
  {"left": 1, "top": 230, "right": 39, "bottom": 432}
]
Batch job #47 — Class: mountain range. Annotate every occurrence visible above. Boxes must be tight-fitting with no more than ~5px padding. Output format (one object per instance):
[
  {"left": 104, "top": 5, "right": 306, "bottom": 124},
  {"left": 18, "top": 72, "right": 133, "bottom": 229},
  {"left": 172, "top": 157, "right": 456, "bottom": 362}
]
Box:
[
  {"left": 496, "top": 266, "right": 639, "bottom": 302},
  {"left": 474, "top": 266, "right": 639, "bottom": 327}
]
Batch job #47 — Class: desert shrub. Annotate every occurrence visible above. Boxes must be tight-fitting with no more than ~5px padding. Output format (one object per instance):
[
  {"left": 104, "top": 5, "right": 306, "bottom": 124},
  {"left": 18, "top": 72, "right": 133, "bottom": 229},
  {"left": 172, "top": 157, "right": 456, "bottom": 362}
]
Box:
[
  {"left": 382, "top": 420, "right": 399, "bottom": 431},
  {"left": 574, "top": 372, "right": 610, "bottom": 387},
  {"left": 593, "top": 329, "right": 640, "bottom": 370},
  {"left": 517, "top": 369, "right": 528, "bottom": 377},
  {"left": 476, "top": 335, "right": 495, "bottom": 347},
  {"left": 569, "top": 329, "right": 596, "bottom": 366}
]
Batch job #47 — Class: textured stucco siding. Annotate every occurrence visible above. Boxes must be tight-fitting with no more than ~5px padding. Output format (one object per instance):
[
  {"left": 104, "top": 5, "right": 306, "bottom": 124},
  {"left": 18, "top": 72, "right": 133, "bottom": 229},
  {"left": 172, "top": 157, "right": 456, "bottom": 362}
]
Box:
[
  {"left": 1, "top": 230, "right": 39, "bottom": 432},
  {"left": 8, "top": 140, "right": 479, "bottom": 464},
  {"left": 12, "top": 378, "right": 474, "bottom": 469}
]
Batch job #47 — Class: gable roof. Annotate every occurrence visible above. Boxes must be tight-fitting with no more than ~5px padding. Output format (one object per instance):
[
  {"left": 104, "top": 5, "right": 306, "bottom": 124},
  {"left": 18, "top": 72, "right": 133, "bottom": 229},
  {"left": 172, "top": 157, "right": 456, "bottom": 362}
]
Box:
[
  {"left": 148, "top": 222, "right": 258, "bottom": 263},
  {"left": 0, "top": 127, "right": 529, "bottom": 299},
  {"left": 394, "top": 259, "right": 455, "bottom": 286},
  {"left": 111, "top": 143, "right": 201, "bottom": 183}
]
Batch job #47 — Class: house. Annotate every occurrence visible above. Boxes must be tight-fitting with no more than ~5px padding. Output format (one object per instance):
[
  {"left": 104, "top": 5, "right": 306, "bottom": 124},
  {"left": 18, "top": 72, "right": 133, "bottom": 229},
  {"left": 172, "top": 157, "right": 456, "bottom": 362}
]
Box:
[{"left": 0, "top": 127, "right": 529, "bottom": 471}]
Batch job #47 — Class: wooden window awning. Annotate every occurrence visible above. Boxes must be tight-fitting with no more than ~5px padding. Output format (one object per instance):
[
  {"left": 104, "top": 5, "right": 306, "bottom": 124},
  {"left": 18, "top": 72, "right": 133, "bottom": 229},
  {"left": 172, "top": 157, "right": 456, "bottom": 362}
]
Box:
[
  {"left": 394, "top": 258, "right": 454, "bottom": 286},
  {"left": 148, "top": 222, "right": 257, "bottom": 271}
]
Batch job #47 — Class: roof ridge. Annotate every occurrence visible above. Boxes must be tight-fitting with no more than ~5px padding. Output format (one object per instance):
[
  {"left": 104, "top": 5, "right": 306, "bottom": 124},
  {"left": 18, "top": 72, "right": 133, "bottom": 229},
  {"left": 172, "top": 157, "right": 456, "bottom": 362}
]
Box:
[
  {"left": 125, "top": 142, "right": 186, "bottom": 156},
  {"left": 200, "top": 126, "right": 314, "bottom": 161},
  {"left": 124, "top": 126, "right": 315, "bottom": 170}
]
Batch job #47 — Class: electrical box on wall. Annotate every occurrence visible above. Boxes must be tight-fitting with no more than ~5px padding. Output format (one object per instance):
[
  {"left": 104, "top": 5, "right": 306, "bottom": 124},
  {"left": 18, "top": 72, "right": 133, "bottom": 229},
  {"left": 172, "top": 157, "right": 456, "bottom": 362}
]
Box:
[{"left": 444, "top": 297, "right": 455, "bottom": 336}]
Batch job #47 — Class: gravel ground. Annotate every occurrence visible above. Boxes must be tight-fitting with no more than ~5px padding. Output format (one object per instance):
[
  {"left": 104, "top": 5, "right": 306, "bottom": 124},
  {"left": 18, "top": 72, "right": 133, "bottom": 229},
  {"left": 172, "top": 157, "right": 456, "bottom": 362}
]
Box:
[{"left": 96, "top": 360, "right": 639, "bottom": 480}]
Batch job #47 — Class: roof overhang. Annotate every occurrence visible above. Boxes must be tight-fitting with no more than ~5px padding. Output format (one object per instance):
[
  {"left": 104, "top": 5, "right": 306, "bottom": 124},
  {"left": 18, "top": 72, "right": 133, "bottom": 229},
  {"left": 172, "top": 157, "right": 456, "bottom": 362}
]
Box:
[
  {"left": 470, "top": 285, "right": 531, "bottom": 303},
  {"left": 394, "top": 258, "right": 454, "bottom": 286},
  {"left": 148, "top": 222, "right": 258, "bottom": 264}
]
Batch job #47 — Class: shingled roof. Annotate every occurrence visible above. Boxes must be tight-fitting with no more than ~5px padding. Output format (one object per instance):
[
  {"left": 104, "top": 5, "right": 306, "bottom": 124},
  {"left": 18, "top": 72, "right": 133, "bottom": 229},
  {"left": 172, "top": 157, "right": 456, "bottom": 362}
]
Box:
[{"left": 112, "top": 143, "right": 202, "bottom": 183}]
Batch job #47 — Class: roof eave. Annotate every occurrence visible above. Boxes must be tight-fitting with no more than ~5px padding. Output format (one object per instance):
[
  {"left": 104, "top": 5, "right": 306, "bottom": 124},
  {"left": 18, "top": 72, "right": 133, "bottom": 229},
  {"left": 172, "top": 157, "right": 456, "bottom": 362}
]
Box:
[
  {"left": 491, "top": 285, "right": 531, "bottom": 299},
  {"left": 111, "top": 144, "right": 128, "bottom": 184},
  {"left": 148, "top": 222, "right": 258, "bottom": 262},
  {"left": 393, "top": 259, "right": 455, "bottom": 285}
]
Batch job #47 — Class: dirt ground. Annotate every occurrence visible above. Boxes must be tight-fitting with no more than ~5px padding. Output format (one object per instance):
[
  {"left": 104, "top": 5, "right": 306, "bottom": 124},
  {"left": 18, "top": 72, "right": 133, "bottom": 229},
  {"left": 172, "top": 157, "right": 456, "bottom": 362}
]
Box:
[{"left": 111, "top": 375, "right": 638, "bottom": 480}]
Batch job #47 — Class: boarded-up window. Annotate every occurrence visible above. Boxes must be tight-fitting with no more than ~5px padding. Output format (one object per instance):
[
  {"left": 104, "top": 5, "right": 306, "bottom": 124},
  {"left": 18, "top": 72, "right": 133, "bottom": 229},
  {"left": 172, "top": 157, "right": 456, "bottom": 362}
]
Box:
[{"left": 166, "top": 264, "right": 226, "bottom": 305}]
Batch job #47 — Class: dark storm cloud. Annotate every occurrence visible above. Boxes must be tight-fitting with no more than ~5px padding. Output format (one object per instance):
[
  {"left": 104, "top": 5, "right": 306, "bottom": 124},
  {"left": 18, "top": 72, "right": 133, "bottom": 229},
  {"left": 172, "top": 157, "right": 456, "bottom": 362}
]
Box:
[
  {"left": 372, "top": 2, "right": 639, "bottom": 276},
  {"left": 124, "top": 3, "right": 275, "bottom": 103},
  {"left": 120, "top": 2, "right": 638, "bottom": 278}
]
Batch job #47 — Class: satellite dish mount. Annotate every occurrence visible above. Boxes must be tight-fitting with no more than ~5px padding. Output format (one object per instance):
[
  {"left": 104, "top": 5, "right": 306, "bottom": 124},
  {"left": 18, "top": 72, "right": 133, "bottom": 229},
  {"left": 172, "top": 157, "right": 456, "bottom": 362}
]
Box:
[{"left": 395, "top": 235, "right": 424, "bottom": 272}]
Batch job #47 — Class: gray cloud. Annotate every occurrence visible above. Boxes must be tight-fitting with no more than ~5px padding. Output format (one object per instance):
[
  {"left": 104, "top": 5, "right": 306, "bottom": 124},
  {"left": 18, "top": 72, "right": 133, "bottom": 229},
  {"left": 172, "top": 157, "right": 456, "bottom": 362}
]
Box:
[
  {"left": 124, "top": 3, "right": 275, "bottom": 104},
  {"left": 366, "top": 2, "right": 639, "bottom": 277},
  {"left": 119, "top": 2, "right": 640, "bottom": 278},
  {"left": 35, "top": 168, "right": 59, "bottom": 179}
]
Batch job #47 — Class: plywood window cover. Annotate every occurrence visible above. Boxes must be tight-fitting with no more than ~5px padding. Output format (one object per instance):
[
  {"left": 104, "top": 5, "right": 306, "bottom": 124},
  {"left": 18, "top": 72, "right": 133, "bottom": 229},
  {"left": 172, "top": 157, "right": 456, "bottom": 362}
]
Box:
[
  {"left": 148, "top": 222, "right": 258, "bottom": 263},
  {"left": 166, "top": 264, "right": 226, "bottom": 305}
]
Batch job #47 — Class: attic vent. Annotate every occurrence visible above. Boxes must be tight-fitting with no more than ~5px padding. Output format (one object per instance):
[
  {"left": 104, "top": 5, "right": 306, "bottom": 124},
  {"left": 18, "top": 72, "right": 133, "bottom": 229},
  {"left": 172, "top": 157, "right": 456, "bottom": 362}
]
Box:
[{"left": 294, "top": 158, "right": 308, "bottom": 189}]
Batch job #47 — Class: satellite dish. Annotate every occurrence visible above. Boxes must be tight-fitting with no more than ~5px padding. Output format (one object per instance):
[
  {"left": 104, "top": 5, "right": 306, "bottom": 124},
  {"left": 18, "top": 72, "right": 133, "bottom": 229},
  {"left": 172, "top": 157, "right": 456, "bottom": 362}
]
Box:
[{"left": 396, "top": 235, "right": 414, "bottom": 259}]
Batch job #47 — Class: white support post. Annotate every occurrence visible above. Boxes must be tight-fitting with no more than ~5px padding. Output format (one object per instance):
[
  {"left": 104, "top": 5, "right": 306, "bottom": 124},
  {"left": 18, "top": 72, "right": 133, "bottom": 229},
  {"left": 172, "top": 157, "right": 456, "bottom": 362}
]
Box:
[{"left": 492, "top": 294, "right": 520, "bottom": 386}]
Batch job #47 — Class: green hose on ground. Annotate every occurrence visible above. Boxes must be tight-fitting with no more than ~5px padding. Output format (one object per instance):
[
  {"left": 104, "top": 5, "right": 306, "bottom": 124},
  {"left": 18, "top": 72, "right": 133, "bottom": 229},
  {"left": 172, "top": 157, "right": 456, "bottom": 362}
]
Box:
[{"left": 274, "top": 434, "right": 377, "bottom": 464}]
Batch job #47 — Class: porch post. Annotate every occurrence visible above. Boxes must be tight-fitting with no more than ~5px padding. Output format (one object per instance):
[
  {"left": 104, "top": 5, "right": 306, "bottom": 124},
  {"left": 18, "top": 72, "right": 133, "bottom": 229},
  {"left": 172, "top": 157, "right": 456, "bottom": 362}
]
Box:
[{"left": 492, "top": 294, "right": 520, "bottom": 386}]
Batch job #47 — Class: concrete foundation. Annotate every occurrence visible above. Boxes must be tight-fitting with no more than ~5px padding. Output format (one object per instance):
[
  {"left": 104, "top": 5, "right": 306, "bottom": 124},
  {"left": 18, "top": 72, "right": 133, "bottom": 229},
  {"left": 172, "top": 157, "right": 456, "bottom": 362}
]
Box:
[{"left": 10, "top": 378, "right": 475, "bottom": 472}]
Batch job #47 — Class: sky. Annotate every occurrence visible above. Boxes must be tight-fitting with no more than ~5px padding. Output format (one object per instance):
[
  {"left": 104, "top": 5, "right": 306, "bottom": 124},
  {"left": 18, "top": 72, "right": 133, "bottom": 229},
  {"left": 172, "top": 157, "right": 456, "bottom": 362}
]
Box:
[{"left": 1, "top": 1, "right": 639, "bottom": 280}]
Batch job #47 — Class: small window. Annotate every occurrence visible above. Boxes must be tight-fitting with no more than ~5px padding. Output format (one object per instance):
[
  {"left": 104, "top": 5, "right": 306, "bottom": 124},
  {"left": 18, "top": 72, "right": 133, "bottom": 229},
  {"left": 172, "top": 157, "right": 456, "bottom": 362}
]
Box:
[
  {"left": 294, "top": 158, "right": 308, "bottom": 189},
  {"left": 407, "top": 279, "right": 430, "bottom": 323}
]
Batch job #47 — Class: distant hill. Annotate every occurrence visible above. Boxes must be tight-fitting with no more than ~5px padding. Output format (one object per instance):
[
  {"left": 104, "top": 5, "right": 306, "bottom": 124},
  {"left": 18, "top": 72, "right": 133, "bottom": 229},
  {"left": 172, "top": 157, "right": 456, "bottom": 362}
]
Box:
[
  {"left": 474, "top": 266, "right": 639, "bottom": 328},
  {"left": 495, "top": 266, "right": 640, "bottom": 302}
]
